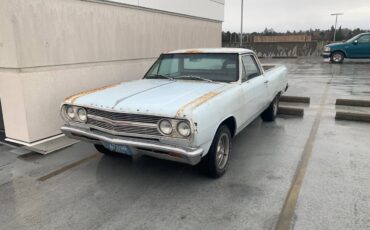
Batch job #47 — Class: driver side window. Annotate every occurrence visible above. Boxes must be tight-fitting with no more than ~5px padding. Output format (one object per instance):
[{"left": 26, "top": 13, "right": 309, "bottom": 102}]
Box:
[
  {"left": 358, "top": 35, "right": 370, "bottom": 44},
  {"left": 241, "top": 55, "right": 261, "bottom": 82}
]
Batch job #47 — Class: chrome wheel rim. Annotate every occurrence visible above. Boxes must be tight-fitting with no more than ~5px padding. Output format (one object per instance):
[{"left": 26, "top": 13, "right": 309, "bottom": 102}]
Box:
[
  {"left": 216, "top": 133, "right": 230, "bottom": 169},
  {"left": 333, "top": 54, "right": 342, "bottom": 62}
]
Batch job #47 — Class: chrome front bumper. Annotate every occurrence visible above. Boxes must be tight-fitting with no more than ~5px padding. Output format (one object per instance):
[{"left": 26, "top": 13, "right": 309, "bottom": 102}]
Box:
[
  {"left": 61, "top": 125, "right": 203, "bottom": 165},
  {"left": 322, "top": 52, "right": 331, "bottom": 58}
]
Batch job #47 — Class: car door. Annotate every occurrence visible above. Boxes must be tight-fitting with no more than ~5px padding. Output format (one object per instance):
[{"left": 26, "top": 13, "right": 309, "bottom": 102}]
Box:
[
  {"left": 347, "top": 35, "right": 370, "bottom": 58},
  {"left": 358, "top": 35, "right": 370, "bottom": 58},
  {"left": 240, "top": 55, "right": 268, "bottom": 124}
]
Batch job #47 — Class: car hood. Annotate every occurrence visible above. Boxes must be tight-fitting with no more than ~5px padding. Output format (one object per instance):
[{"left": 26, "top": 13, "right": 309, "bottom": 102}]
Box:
[
  {"left": 68, "top": 79, "right": 228, "bottom": 118},
  {"left": 327, "top": 42, "right": 346, "bottom": 48}
]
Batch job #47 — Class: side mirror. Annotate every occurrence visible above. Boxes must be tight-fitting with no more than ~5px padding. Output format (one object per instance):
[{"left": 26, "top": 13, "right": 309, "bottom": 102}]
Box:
[{"left": 354, "top": 40, "right": 358, "bottom": 45}]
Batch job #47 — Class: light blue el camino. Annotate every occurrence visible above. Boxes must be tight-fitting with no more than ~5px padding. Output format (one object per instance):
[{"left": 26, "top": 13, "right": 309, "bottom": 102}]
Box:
[{"left": 61, "top": 48, "right": 288, "bottom": 177}]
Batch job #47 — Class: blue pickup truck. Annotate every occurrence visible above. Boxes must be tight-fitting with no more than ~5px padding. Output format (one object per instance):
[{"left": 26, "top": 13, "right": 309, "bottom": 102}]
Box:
[{"left": 322, "top": 32, "right": 370, "bottom": 63}]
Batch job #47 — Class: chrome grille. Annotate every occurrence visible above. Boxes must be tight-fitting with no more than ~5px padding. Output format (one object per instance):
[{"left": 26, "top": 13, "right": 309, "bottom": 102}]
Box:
[
  {"left": 87, "top": 108, "right": 161, "bottom": 124},
  {"left": 86, "top": 108, "right": 162, "bottom": 136}
]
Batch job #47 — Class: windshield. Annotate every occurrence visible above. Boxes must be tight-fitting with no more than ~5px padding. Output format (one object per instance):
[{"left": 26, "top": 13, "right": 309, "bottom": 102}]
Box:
[
  {"left": 144, "top": 53, "right": 239, "bottom": 83},
  {"left": 346, "top": 34, "right": 361, "bottom": 43}
]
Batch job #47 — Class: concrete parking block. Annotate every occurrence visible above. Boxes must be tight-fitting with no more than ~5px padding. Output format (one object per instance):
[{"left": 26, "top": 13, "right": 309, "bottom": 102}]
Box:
[
  {"left": 335, "top": 111, "right": 370, "bottom": 123},
  {"left": 278, "top": 106, "right": 304, "bottom": 117},
  {"left": 336, "top": 99, "right": 370, "bottom": 107},
  {"left": 280, "top": 96, "right": 310, "bottom": 104}
]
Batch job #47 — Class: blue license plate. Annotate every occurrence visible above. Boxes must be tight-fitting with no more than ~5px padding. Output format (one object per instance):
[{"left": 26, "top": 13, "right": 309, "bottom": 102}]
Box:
[{"left": 102, "top": 143, "right": 133, "bottom": 156}]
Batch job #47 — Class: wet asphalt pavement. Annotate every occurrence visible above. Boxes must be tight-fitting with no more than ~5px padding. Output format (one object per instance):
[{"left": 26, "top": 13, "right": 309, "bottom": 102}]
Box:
[{"left": 0, "top": 58, "right": 370, "bottom": 230}]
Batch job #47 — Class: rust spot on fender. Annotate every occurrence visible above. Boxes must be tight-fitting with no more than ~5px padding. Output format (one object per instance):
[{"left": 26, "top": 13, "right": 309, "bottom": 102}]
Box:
[
  {"left": 64, "top": 83, "right": 120, "bottom": 104},
  {"left": 176, "top": 91, "right": 220, "bottom": 117}
]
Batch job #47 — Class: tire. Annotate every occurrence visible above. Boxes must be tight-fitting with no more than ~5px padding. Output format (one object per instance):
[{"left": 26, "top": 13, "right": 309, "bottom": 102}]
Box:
[
  {"left": 261, "top": 95, "right": 279, "bottom": 122},
  {"left": 94, "top": 144, "right": 132, "bottom": 159},
  {"left": 199, "top": 125, "right": 232, "bottom": 178},
  {"left": 330, "top": 51, "right": 344, "bottom": 64}
]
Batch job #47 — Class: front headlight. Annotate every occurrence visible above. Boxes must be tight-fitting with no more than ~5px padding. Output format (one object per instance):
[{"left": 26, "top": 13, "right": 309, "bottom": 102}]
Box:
[
  {"left": 159, "top": 119, "right": 173, "bottom": 135},
  {"left": 177, "top": 121, "right": 191, "bottom": 137},
  {"left": 62, "top": 105, "right": 87, "bottom": 123},
  {"left": 324, "top": 46, "right": 331, "bottom": 52},
  {"left": 77, "top": 108, "right": 87, "bottom": 122},
  {"left": 66, "top": 106, "right": 75, "bottom": 119},
  {"left": 158, "top": 119, "right": 192, "bottom": 138}
]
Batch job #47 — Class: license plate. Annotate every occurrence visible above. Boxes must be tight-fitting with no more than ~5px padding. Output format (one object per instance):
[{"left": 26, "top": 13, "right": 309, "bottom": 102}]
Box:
[{"left": 102, "top": 143, "right": 133, "bottom": 156}]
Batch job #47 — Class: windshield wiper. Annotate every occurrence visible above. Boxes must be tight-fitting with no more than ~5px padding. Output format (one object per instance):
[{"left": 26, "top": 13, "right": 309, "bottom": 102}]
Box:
[
  {"left": 176, "top": 75, "right": 215, "bottom": 83},
  {"left": 146, "top": 74, "right": 175, "bottom": 81}
]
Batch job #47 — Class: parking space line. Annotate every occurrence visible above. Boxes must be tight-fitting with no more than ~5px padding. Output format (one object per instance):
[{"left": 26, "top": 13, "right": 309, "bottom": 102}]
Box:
[
  {"left": 37, "top": 153, "right": 100, "bottom": 182},
  {"left": 275, "top": 78, "right": 332, "bottom": 230}
]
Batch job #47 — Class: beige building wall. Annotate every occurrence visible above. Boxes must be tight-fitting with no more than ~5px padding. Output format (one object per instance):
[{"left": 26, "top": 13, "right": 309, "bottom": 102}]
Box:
[{"left": 0, "top": 0, "right": 222, "bottom": 143}]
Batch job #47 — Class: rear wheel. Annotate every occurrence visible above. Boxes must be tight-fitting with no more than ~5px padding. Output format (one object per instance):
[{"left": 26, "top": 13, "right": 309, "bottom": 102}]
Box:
[
  {"left": 261, "top": 95, "right": 279, "bottom": 122},
  {"left": 200, "top": 125, "right": 232, "bottom": 178},
  {"left": 330, "top": 51, "right": 344, "bottom": 64}
]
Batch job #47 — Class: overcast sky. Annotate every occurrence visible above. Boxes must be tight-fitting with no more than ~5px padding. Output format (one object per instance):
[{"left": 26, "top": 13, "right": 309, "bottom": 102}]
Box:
[{"left": 222, "top": 0, "right": 370, "bottom": 33}]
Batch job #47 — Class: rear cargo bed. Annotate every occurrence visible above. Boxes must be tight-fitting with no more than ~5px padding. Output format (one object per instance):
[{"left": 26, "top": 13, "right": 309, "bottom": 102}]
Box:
[{"left": 262, "top": 64, "right": 278, "bottom": 72}]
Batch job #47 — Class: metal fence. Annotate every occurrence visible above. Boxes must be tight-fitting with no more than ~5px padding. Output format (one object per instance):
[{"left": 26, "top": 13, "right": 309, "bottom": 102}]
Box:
[
  {"left": 223, "top": 41, "right": 325, "bottom": 57},
  {"left": 253, "top": 35, "right": 312, "bottom": 43}
]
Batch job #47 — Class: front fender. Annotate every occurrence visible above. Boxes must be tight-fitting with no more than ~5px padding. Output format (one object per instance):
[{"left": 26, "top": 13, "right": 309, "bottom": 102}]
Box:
[
  {"left": 188, "top": 86, "right": 243, "bottom": 155},
  {"left": 330, "top": 45, "right": 348, "bottom": 57}
]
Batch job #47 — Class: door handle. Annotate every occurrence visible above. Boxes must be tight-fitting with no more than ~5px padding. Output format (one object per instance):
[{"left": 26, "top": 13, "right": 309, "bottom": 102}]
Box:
[{"left": 264, "top": 80, "right": 269, "bottom": 84}]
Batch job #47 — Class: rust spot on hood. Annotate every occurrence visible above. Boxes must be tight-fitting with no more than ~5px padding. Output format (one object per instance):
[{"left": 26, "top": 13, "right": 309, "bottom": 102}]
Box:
[
  {"left": 64, "top": 83, "right": 120, "bottom": 104},
  {"left": 176, "top": 91, "right": 220, "bottom": 117}
]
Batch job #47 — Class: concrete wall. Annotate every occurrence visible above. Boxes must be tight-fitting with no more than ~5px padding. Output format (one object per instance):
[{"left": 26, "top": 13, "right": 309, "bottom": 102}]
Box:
[
  {"left": 223, "top": 41, "right": 325, "bottom": 57},
  {"left": 0, "top": 71, "right": 30, "bottom": 141},
  {"left": 0, "top": 2, "right": 19, "bottom": 68},
  {"left": 0, "top": 0, "right": 222, "bottom": 143}
]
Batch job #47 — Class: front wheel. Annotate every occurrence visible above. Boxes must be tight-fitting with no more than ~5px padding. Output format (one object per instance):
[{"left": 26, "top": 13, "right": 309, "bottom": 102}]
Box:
[
  {"left": 261, "top": 95, "right": 279, "bottom": 122},
  {"left": 199, "top": 125, "right": 232, "bottom": 178},
  {"left": 330, "top": 52, "right": 344, "bottom": 64}
]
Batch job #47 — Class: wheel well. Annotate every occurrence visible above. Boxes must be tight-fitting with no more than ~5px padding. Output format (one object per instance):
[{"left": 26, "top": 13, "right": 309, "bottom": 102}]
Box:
[
  {"left": 220, "top": 117, "right": 236, "bottom": 137},
  {"left": 332, "top": 50, "right": 346, "bottom": 58}
]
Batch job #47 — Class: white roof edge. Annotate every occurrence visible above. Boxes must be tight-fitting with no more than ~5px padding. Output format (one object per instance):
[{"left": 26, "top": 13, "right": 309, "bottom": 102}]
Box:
[
  {"left": 104, "top": 0, "right": 224, "bottom": 22},
  {"left": 167, "top": 48, "right": 254, "bottom": 54}
]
